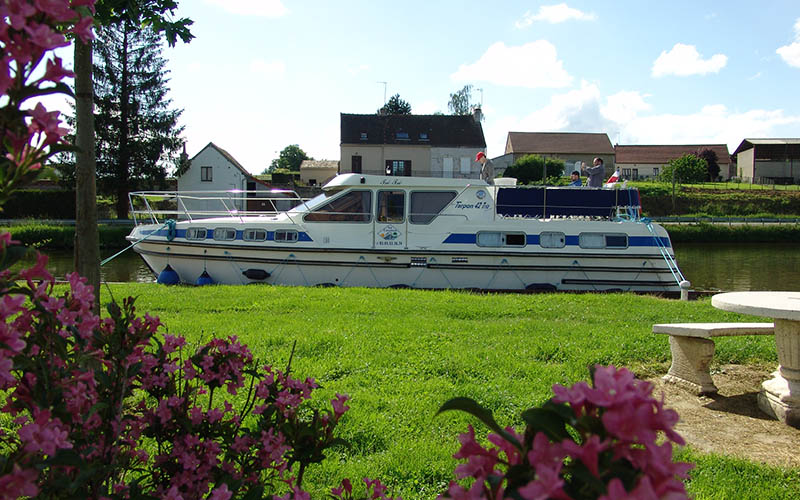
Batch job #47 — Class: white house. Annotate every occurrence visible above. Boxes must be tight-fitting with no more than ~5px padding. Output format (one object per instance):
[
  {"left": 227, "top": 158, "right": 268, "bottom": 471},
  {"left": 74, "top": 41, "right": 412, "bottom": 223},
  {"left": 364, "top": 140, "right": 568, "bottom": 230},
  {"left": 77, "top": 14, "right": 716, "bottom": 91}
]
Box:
[{"left": 177, "top": 142, "right": 272, "bottom": 214}]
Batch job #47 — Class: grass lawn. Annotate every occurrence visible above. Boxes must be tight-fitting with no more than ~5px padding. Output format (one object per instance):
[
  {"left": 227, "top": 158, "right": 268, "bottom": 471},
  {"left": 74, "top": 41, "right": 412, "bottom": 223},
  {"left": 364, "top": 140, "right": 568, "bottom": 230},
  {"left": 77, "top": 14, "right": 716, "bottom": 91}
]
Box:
[{"left": 98, "top": 284, "right": 799, "bottom": 499}]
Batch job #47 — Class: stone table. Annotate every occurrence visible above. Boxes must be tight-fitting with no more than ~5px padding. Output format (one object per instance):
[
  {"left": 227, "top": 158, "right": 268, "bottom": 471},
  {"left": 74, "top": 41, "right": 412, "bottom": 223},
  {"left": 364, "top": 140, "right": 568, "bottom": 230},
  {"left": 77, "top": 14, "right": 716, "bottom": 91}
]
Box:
[{"left": 712, "top": 291, "right": 800, "bottom": 428}]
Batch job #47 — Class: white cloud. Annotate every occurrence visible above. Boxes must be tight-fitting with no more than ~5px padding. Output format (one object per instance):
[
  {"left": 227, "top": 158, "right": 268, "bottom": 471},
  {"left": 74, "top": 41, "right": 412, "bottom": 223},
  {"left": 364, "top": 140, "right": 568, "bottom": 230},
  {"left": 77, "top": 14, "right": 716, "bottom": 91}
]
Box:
[
  {"left": 414, "top": 100, "right": 440, "bottom": 115},
  {"left": 204, "top": 0, "right": 288, "bottom": 18},
  {"left": 651, "top": 43, "right": 727, "bottom": 77},
  {"left": 451, "top": 41, "right": 572, "bottom": 89},
  {"left": 347, "top": 64, "right": 370, "bottom": 76},
  {"left": 483, "top": 85, "right": 800, "bottom": 157},
  {"left": 776, "top": 18, "right": 800, "bottom": 68},
  {"left": 515, "top": 3, "right": 595, "bottom": 28},
  {"left": 249, "top": 59, "right": 286, "bottom": 77}
]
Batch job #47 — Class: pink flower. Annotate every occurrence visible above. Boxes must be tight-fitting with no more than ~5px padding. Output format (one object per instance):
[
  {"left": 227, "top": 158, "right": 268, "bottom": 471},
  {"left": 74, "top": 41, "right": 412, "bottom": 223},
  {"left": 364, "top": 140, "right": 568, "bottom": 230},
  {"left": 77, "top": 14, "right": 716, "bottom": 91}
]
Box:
[
  {"left": 331, "top": 478, "right": 352, "bottom": 497},
  {"left": 209, "top": 484, "right": 232, "bottom": 500},
  {"left": 17, "top": 409, "right": 73, "bottom": 456},
  {"left": 331, "top": 393, "right": 350, "bottom": 419},
  {"left": 0, "top": 465, "right": 39, "bottom": 500}
]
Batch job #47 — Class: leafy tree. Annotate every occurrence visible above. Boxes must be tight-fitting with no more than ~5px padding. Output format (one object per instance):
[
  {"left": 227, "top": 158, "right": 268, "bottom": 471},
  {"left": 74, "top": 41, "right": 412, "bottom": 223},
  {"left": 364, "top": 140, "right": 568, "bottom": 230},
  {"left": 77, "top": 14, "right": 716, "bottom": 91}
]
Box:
[
  {"left": 503, "top": 155, "right": 565, "bottom": 184},
  {"left": 659, "top": 154, "right": 708, "bottom": 184},
  {"left": 267, "top": 145, "right": 312, "bottom": 172},
  {"left": 448, "top": 85, "right": 476, "bottom": 115},
  {"left": 377, "top": 94, "right": 411, "bottom": 115},
  {"left": 697, "top": 148, "right": 721, "bottom": 181},
  {"left": 87, "top": 21, "right": 185, "bottom": 220}
]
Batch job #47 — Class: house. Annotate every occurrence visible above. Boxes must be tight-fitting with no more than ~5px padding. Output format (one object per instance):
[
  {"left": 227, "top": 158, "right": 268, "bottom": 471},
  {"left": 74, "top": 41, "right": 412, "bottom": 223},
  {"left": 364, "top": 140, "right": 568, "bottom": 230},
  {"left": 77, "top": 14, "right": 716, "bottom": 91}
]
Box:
[
  {"left": 177, "top": 142, "right": 275, "bottom": 213},
  {"left": 504, "top": 132, "right": 615, "bottom": 176},
  {"left": 340, "top": 109, "right": 486, "bottom": 178},
  {"left": 300, "top": 160, "right": 339, "bottom": 186},
  {"left": 733, "top": 139, "right": 800, "bottom": 184},
  {"left": 614, "top": 144, "right": 732, "bottom": 181}
]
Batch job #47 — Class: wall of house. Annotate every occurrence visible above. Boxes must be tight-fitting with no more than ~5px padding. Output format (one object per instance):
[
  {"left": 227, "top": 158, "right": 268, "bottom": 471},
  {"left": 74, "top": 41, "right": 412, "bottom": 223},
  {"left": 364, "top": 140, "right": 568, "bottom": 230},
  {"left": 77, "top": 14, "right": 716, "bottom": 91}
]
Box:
[
  {"left": 177, "top": 147, "right": 248, "bottom": 214},
  {"left": 341, "top": 144, "right": 431, "bottom": 176},
  {"left": 736, "top": 148, "right": 755, "bottom": 179},
  {"left": 300, "top": 167, "right": 338, "bottom": 186},
  {"left": 430, "top": 147, "right": 482, "bottom": 179}
]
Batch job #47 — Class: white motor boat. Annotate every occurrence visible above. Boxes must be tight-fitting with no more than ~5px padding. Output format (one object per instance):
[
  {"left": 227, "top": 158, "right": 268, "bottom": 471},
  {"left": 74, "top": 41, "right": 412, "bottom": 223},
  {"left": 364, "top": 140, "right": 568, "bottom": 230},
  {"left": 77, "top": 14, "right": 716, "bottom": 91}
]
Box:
[{"left": 126, "top": 174, "right": 687, "bottom": 293}]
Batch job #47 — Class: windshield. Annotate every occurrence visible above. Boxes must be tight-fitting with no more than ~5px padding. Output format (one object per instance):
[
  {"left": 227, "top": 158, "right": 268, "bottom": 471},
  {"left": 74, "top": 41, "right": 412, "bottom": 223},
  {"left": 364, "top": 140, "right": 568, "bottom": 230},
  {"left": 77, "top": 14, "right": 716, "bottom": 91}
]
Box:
[{"left": 288, "top": 188, "right": 345, "bottom": 214}]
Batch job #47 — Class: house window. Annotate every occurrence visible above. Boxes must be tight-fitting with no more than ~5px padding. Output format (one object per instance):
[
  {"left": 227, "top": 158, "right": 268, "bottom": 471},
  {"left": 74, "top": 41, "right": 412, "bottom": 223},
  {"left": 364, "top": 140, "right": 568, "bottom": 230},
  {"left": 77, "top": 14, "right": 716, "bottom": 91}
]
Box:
[
  {"left": 460, "top": 157, "right": 471, "bottom": 175},
  {"left": 385, "top": 160, "right": 411, "bottom": 176},
  {"left": 419, "top": 132, "right": 429, "bottom": 141},
  {"left": 653, "top": 167, "right": 659, "bottom": 177},
  {"left": 352, "top": 155, "right": 362, "bottom": 174},
  {"left": 201, "top": 166, "right": 212, "bottom": 182},
  {"left": 360, "top": 132, "right": 368, "bottom": 140},
  {"left": 395, "top": 131, "right": 409, "bottom": 141},
  {"left": 443, "top": 158, "right": 454, "bottom": 178},
  {"left": 632, "top": 168, "right": 638, "bottom": 180},
  {"left": 622, "top": 168, "right": 632, "bottom": 178}
]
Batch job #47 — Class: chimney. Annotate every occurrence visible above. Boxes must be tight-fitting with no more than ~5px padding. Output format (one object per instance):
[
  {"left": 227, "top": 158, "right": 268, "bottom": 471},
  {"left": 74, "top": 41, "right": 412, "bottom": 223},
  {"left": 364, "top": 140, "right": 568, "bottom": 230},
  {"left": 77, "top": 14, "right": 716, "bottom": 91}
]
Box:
[{"left": 472, "top": 106, "right": 483, "bottom": 123}]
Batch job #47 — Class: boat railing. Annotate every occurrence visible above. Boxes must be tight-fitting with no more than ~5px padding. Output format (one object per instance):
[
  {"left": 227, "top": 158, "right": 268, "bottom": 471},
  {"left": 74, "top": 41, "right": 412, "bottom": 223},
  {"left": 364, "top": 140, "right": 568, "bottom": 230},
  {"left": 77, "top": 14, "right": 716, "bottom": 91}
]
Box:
[{"left": 128, "top": 189, "right": 307, "bottom": 225}]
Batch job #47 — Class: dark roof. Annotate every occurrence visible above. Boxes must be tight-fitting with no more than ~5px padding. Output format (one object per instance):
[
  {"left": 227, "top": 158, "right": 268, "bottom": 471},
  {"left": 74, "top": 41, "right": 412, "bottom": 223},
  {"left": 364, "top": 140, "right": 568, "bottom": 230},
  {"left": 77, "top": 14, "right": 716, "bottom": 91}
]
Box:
[
  {"left": 615, "top": 144, "right": 731, "bottom": 164},
  {"left": 506, "top": 132, "right": 614, "bottom": 155},
  {"left": 340, "top": 113, "right": 485, "bottom": 148},
  {"left": 733, "top": 138, "right": 800, "bottom": 156}
]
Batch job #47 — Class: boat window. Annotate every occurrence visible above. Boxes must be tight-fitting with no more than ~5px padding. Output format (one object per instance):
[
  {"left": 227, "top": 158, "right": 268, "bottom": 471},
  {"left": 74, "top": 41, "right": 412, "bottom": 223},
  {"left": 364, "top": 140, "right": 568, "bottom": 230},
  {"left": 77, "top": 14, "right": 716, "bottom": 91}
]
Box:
[
  {"left": 579, "top": 233, "right": 605, "bottom": 249},
  {"left": 213, "top": 227, "right": 236, "bottom": 241},
  {"left": 275, "top": 229, "right": 299, "bottom": 242},
  {"left": 540, "top": 232, "right": 565, "bottom": 248},
  {"left": 304, "top": 190, "right": 372, "bottom": 223},
  {"left": 244, "top": 229, "right": 267, "bottom": 241},
  {"left": 605, "top": 234, "right": 628, "bottom": 248},
  {"left": 477, "top": 232, "right": 526, "bottom": 247},
  {"left": 377, "top": 190, "right": 405, "bottom": 222},
  {"left": 186, "top": 227, "right": 207, "bottom": 240},
  {"left": 578, "top": 233, "right": 628, "bottom": 249},
  {"left": 477, "top": 232, "right": 502, "bottom": 247},
  {"left": 410, "top": 191, "right": 457, "bottom": 224}
]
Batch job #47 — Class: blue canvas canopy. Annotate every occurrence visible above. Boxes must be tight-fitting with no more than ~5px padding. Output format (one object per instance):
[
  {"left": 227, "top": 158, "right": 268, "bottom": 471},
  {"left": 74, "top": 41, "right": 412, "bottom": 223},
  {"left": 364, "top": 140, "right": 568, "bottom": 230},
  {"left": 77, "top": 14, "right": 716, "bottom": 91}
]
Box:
[{"left": 496, "top": 187, "right": 641, "bottom": 218}]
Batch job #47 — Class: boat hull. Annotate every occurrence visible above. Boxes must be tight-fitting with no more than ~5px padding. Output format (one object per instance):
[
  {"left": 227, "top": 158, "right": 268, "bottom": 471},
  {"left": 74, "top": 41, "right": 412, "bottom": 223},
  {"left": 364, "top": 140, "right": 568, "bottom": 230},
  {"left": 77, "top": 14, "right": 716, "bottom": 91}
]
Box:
[{"left": 131, "top": 239, "right": 681, "bottom": 292}]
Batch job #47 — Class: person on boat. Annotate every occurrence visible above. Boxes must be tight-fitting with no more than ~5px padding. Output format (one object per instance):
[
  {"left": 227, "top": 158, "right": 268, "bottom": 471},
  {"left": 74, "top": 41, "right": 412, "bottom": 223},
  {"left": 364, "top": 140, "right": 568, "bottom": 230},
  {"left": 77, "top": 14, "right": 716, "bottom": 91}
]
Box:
[
  {"left": 476, "top": 151, "right": 494, "bottom": 184},
  {"left": 569, "top": 170, "right": 582, "bottom": 186},
  {"left": 582, "top": 157, "right": 605, "bottom": 188}
]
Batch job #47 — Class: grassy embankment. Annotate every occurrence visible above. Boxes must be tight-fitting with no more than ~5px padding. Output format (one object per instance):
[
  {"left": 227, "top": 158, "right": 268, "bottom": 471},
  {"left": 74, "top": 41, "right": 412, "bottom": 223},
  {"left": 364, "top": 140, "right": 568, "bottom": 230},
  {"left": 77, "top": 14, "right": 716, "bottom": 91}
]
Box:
[{"left": 90, "top": 283, "right": 799, "bottom": 500}]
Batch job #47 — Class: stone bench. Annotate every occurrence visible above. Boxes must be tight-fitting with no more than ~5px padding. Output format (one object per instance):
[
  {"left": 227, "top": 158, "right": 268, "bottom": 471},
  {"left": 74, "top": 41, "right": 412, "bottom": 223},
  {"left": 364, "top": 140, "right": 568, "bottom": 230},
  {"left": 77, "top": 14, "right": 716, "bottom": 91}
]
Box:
[{"left": 653, "top": 322, "right": 775, "bottom": 395}]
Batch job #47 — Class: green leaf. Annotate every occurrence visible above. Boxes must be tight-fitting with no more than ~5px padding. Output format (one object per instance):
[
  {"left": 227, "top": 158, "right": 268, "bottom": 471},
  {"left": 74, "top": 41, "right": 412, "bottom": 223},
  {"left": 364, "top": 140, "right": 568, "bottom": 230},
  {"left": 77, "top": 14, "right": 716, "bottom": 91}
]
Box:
[
  {"left": 520, "top": 407, "right": 571, "bottom": 442},
  {"left": 241, "top": 485, "right": 265, "bottom": 500},
  {"left": 0, "top": 244, "right": 31, "bottom": 271},
  {"left": 44, "top": 449, "right": 85, "bottom": 467},
  {"left": 437, "top": 397, "right": 522, "bottom": 450}
]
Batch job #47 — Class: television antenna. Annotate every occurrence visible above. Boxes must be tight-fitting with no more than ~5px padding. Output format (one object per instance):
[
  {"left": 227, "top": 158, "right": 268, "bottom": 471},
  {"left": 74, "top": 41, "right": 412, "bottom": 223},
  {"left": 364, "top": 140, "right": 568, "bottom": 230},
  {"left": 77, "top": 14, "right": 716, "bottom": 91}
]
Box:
[
  {"left": 476, "top": 87, "right": 484, "bottom": 107},
  {"left": 377, "top": 81, "right": 387, "bottom": 105}
]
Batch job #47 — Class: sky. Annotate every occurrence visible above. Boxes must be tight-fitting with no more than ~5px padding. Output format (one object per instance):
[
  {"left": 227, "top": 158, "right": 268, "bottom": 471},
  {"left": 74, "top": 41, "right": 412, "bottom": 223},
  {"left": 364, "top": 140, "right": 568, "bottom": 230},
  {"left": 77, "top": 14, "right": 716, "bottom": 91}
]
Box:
[{"left": 62, "top": 0, "right": 800, "bottom": 174}]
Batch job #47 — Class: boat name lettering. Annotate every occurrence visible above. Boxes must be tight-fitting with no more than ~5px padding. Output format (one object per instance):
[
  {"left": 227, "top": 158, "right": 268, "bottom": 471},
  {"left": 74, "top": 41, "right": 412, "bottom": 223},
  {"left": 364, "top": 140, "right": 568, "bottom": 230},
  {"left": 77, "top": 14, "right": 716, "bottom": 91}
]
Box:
[
  {"left": 380, "top": 179, "right": 402, "bottom": 185},
  {"left": 454, "top": 200, "right": 491, "bottom": 210}
]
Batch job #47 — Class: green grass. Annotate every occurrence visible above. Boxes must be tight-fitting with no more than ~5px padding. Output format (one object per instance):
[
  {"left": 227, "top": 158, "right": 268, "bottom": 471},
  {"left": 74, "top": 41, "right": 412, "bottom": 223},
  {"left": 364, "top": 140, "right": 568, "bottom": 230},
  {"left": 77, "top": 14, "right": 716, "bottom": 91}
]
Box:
[
  {"left": 89, "top": 284, "right": 790, "bottom": 499},
  {"left": 0, "top": 223, "right": 131, "bottom": 249}
]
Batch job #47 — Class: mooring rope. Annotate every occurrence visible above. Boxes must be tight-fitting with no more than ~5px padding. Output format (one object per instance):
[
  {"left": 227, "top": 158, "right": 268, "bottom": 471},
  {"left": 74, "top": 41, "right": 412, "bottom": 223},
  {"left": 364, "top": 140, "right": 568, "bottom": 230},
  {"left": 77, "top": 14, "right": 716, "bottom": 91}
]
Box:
[{"left": 100, "top": 219, "right": 175, "bottom": 267}]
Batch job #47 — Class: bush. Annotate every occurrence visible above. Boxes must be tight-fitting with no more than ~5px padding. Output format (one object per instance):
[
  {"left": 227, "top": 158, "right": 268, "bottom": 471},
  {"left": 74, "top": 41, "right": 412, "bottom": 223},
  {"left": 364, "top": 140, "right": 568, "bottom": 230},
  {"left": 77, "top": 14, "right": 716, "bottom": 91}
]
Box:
[
  {"left": 658, "top": 155, "right": 707, "bottom": 184},
  {"left": 2, "top": 190, "right": 76, "bottom": 219},
  {"left": 0, "top": 224, "right": 132, "bottom": 249},
  {"left": 504, "top": 155, "right": 565, "bottom": 184}
]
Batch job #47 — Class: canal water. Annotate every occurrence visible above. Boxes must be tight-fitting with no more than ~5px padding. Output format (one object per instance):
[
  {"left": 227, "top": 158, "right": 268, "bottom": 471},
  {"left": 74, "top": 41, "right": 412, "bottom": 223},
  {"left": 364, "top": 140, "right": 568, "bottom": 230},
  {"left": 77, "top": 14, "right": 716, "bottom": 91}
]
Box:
[{"left": 14, "top": 242, "right": 800, "bottom": 292}]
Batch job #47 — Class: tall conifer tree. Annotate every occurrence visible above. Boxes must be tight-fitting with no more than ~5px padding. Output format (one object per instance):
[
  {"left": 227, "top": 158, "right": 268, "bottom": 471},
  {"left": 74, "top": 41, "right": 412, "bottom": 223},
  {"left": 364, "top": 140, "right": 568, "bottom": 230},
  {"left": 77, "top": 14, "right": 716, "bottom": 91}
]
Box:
[{"left": 93, "top": 20, "right": 185, "bottom": 219}]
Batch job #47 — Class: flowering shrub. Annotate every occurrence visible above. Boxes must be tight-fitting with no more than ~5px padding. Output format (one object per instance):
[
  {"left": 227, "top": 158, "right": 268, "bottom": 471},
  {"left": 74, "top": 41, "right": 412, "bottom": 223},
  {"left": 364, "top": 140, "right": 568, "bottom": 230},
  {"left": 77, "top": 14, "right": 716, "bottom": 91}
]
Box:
[
  {"left": 0, "top": 242, "right": 357, "bottom": 498},
  {"left": 437, "top": 365, "right": 693, "bottom": 500},
  {"left": 0, "top": 0, "right": 95, "bottom": 205}
]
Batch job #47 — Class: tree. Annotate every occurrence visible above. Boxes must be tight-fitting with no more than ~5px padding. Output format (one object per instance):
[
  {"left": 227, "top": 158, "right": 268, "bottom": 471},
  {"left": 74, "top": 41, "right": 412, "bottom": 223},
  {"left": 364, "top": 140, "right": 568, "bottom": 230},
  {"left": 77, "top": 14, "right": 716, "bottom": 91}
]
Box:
[
  {"left": 503, "top": 155, "right": 565, "bottom": 184},
  {"left": 377, "top": 94, "right": 411, "bottom": 115},
  {"left": 267, "top": 145, "right": 312, "bottom": 173},
  {"left": 448, "top": 85, "right": 475, "bottom": 115},
  {"left": 72, "top": 0, "right": 193, "bottom": 310},
  {"left": 659, "top": 154, "right": 708, "bottom": 185},
  {"left": 697, "top": 148, "right": 721, "bottom": 181},
  {"left": 92, "top": 21, "right": 185, "bottom": 220}
]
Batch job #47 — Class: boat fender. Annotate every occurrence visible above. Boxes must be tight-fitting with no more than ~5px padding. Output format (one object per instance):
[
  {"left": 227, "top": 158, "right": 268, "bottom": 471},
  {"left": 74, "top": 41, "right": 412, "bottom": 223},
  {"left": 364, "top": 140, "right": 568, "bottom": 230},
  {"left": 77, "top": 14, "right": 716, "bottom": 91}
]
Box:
[
  {"left": 166, "top": 219, "right": 177, "bottom": 241},
  {"left": 157, "top": 264, "right": 180, "bottom": 285},
  {"left": 195, "top": 270, "right": 214, "bottom": 286},
  {"left": 242, "top": 269, "right": 270, "bottom": 280}
]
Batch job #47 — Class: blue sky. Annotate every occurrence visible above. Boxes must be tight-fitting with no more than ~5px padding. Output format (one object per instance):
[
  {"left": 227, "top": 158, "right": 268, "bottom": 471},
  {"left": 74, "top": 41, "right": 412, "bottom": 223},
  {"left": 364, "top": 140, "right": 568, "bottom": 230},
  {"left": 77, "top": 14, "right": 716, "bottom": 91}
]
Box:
[{"left": 139, "top": 1, "right": 800, "bottom": 172}]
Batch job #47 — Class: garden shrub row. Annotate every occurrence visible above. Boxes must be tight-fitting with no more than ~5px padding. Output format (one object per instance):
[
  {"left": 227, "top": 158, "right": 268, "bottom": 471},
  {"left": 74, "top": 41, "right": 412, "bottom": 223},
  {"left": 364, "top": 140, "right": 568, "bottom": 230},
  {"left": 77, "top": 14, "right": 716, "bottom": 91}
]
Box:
[{"left": 0, "top": 224, "right": 131, "bottom": 249}]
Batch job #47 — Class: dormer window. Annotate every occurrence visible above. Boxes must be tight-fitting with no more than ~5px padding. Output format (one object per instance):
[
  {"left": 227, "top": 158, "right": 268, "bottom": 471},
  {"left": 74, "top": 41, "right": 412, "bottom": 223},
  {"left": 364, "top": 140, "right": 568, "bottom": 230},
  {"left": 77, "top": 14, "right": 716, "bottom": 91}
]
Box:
[
  {"left": 419, "top": 132, "right": 429, "bottom": 141},
  {"left": 360, "top": 132, "right": 368, "bottom": 140},
  {"left": 395, "top": 131, "right": 409, "bottom": 140}
]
